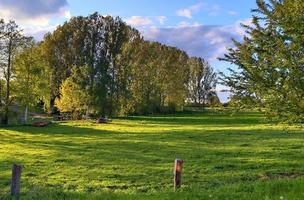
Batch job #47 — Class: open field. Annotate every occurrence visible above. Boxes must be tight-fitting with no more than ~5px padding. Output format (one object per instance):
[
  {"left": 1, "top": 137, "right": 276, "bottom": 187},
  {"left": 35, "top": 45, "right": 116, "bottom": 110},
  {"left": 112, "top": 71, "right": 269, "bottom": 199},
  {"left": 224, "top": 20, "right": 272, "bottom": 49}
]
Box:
[{"left": 0, "top": 111, "right": 304, "bottom": 199}]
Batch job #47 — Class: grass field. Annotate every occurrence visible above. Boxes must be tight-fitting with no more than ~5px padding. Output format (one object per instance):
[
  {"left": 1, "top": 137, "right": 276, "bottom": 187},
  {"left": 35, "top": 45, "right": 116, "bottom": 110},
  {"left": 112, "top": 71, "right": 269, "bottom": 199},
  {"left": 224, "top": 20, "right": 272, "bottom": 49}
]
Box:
[{"left": 0, "top": 111, "right": 304, "bottom": 199}]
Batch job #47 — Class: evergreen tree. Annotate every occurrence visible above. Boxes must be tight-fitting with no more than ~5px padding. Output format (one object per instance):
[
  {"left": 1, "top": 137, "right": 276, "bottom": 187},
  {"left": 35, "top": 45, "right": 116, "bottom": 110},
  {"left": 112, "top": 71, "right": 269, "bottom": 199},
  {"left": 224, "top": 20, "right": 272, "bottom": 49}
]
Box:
[{"left": 220, "top": 0, "right": 304, "bottom": 123}]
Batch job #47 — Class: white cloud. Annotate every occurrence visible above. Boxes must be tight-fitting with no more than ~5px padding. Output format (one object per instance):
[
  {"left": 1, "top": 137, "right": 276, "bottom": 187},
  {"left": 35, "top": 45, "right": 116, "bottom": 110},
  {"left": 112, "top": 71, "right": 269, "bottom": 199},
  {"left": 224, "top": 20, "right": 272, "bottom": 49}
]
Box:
[
  {"left": 208, "top": 5, "right": 220, "bottom": 16},
  {"left": 63, "top": 10, "right": 71, "bottom": 19},
  {"left": 0, "top": 0, "right": 70, "bottom": 26},
  {"left": 126, "top": 15, "right": 168, "bottom": 27},
  {"left": 230, "top": 18, "right": 252, "bottom": 36},
  {"left": 23, "top": 24, "right": 58, "bottom": 41},
  {"left": 1, "top": 8, "right": 50, "bottom": 26},
  {"left": 176, "top": 3, "right": 204, "bottom": 19},
  {"left": 177, "top": 21, "right": 191, "bottom": 27},
  {"left": 176, "top": 3, "right": 221, "bottom": 18},
  {"left": 176, "top": 9, "right": 192, "bottom": 19},
  {"left": 0, "top": 0, "right": 72, "bottom": 41},
  {"left": 177, "top": 21, "right": 200, "bottom": 28},
  {"left": 228, "top": 11, "right": 237, "bottom": 16},
  {"left": 155, "top": 16, "right": 166, "bottom": 25},
  {"left": 126, "top": 16, "right": 153, "bottom": 26},
  {"left": 141, "top": 18, "right": 252, "bottom": 62}
]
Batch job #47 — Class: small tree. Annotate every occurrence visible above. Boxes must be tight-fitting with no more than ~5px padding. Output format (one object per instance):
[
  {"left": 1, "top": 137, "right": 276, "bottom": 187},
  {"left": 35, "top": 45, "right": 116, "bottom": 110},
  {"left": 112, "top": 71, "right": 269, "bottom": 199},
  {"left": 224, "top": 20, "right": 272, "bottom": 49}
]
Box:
[{"left": 55, "top": 77, "right": 88, "bottom": 119}]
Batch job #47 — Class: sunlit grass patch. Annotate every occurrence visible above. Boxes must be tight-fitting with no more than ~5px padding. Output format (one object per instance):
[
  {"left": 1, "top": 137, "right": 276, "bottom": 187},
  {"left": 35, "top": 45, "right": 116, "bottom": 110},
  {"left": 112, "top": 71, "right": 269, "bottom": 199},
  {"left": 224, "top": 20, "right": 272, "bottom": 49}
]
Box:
[{"left": 0, "top": 111, "right": 303, "bottom": 199}]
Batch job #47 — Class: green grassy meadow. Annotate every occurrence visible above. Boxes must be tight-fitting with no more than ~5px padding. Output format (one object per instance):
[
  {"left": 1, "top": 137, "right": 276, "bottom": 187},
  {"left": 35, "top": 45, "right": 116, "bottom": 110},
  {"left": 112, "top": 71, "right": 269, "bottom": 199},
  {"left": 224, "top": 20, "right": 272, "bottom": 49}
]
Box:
[{"left": 0, "top": 111, "right": 304, "bottom": 199}]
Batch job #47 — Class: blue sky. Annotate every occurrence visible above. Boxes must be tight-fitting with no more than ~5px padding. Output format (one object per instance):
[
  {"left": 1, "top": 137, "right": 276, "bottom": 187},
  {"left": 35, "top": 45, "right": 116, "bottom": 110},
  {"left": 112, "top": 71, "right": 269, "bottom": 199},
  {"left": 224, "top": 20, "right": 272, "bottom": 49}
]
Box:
[
  {"left": 67, "top": 0, "right": 255, "bottom": 25},
  {"left": 0, "top": 0, "right": 256, "bottom": 102}
]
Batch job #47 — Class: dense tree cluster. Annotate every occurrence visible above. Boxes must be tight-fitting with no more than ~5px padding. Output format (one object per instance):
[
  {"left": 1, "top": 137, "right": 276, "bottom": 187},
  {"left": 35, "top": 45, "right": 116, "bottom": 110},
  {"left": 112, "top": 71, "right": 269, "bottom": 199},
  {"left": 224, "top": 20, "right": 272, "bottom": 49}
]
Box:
[
  {"left": 0, "top": 13, "right": 217, "bottom": 123},
  {"left": 220, "top": 0, "right": 304, "bottom": 123}
]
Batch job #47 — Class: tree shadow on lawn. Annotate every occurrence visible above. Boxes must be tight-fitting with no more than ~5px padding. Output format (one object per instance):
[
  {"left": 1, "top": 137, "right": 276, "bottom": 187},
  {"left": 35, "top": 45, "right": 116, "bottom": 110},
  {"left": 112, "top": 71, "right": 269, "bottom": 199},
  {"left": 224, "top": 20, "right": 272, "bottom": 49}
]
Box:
[
  {"left": 1, "top": 123, "right": 304, "bottom": 195},
  {"left": 1, "top": 159, "right": 304, "bottom": 200},
  {"left": 0, "top": 186, "right": 140, "bottom": 200},
  {"left": 0, "top": 168, "right": 145, "bottom": 200},
  {"left": 2, "top": 123, "right": 304, "bottom": 162},
  {"left": 118, "top": 112, "right": 266, "bottom": 126}
]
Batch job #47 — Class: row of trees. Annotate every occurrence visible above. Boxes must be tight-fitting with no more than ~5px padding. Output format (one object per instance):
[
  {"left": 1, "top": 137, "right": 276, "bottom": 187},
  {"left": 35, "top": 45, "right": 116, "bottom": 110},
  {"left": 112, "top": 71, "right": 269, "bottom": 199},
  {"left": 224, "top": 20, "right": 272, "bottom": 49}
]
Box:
[
  {"left": 0, "top": 13, "right": 217, "bottom": 124},
  {"left": 221, "top": 0, "right": 304, "bottom": 123}
]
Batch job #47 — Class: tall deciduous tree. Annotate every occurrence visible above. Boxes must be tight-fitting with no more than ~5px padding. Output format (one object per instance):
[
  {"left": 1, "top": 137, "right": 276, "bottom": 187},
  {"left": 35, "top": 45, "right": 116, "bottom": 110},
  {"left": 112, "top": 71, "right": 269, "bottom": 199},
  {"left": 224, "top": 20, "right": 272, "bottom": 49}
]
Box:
[
  {"left": 42, "top": 13, "right": 137, "bottom": 117},
  {"left": 13, "top": 42, "right": 51, "bottom": 123},
  {"left": 0, "top": 20, "right": 30, "bottom": 124},
  {"left": 188, "top": 57, "right": 217, "bottom": 108},
  {"left": 31, "top": 12, "right": 217, "bottom": 117}
]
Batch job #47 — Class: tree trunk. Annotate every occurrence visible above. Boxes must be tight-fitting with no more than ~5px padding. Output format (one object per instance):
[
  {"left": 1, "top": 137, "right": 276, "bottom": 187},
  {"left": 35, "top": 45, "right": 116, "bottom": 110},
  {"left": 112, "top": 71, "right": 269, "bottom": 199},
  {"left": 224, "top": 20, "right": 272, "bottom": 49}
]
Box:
[
  {"left": 3, "top": 39, "right": 12, "bottom": 125},
  {"left": 202, "top": 95, "right": 206, "bottom": 111},
  {"left": 0, "top": 82, "right": 2, "bottom": 107},
  {"left": 24, "top": 105, "right": 28, "bottom": 124},
  {"left": 0, "top": 82, "right": 2, "bottom": 122}
]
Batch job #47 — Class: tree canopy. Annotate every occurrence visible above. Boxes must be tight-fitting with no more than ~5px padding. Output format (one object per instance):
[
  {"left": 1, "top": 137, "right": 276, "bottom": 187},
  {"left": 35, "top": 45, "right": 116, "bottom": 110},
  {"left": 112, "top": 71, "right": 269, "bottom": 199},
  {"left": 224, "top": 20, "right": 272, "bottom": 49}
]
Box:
[
  {"left": 220, "top": 0, "right": 304, "bottom": 123},
  {"left": 0, "top": 20, "right": 32, "bottom": 124},
  {"left": 0, "top": 13, "right": 218, "bottom": 122},
  {"left": 38, "top": 13, "right": 218, "bottom": 117}
]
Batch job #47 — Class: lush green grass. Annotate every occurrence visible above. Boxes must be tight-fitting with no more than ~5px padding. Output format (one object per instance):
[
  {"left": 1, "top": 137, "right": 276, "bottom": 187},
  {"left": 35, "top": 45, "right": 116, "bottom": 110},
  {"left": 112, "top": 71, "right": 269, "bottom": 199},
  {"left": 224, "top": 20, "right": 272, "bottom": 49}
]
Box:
[{"left": 0, "top": 111, "right": 304, "bottom": 199}]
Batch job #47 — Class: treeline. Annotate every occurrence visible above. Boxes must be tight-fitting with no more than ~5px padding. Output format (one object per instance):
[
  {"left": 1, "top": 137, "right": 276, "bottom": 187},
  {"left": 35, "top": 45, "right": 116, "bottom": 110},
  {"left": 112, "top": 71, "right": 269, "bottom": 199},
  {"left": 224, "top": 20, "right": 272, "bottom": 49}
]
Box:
[
  {"left": 220, "top": 0, "right": 304, "bottom": 123},
  {"left": 0, "top": 13, "right": 217, "bottom": 124}
]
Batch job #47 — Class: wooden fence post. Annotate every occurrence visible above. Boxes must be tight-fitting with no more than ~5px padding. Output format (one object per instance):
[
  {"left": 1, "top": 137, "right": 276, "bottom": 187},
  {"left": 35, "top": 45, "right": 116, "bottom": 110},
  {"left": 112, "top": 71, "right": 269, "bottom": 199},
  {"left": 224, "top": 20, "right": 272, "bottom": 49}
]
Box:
[
  {"left": 11, "top": 164, "right": 22, "bottom": 197},
  {"left": 174, "top": 158, "right": 183, "bottom": 190}
]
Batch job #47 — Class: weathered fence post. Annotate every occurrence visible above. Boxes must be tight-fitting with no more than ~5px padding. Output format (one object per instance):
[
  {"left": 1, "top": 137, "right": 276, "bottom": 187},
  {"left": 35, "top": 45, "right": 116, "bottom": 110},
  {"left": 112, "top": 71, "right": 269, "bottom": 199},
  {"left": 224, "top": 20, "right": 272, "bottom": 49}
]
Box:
[
  {"left": 11, "top": 164, "right": 22, "bottom": 197},
  {"left": 174, "top": 158, "right": 183, "bottom": 190}
]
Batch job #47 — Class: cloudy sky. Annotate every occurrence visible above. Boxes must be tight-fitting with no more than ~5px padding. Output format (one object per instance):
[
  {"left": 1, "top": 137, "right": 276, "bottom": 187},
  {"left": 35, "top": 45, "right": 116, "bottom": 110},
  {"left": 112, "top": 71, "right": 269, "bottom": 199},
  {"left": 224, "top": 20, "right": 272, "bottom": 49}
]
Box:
[{"left": 0, "top": 0, "right": 256, "bottom": 102}]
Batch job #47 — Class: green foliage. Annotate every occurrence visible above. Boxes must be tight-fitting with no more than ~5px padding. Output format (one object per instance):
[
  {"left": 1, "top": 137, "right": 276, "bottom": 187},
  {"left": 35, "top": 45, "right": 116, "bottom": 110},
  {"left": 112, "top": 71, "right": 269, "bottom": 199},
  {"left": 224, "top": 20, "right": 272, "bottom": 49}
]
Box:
[
  {"left": 0, "top": 112, "right": 303, "bottom": 199},
  {"left": 55, "top": 77, "right": 88, "bottom": 118},
  {"left": 118, "top": 40, "right": 190, "bottom": 115},
  {"left": 220, "top": 0, "right": 304, "bottom": 123},
  {"left": 38, "top": 12, "right": 217, "bottom": 117},
  {"left": 13, "top": 42, "right": 51, "bottom": 110},
  {"left": 41, "top": 13, "right": 137, "bottom": 116},
  {"left": 0, "top": 20, "right": 31, "bottom": 124},
  {"left": 188, "top": 57, "right": 217, "bottom": 108},
  {"left": 1, "top": 13, "right": 218, "bottom": 121}
]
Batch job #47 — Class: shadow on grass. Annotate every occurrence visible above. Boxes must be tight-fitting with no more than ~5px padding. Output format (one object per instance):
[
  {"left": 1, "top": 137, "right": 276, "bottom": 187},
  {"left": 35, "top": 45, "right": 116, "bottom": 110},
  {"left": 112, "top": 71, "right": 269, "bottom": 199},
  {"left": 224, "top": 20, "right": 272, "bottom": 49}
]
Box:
[
  {"left": 118, "top": 111, "right": 266, "bottom": 126},
  {"left": 0, "top": 112, "right": 304, "bottom": 198},
  {"left": 1, "top": 175, "right": 304, "bottom": 200}
]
